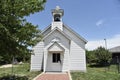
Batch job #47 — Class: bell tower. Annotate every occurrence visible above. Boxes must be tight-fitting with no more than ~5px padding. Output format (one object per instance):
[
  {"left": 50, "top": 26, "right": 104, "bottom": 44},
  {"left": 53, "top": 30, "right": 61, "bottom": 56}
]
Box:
[{"left": 51, "top": 6, "right": 64, "bottom": 30}]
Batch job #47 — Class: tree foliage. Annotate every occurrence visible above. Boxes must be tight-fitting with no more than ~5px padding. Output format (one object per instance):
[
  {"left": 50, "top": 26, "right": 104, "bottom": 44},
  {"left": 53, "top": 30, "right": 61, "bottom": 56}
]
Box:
[
  {"left": 86, "top": 50, "right": 97, "bottom": 64},
  {"left": 0, "top": 0, "right": 46, "bottom": 64},
  {"left": 95, "top": 47, "right": 112, "bottom": 65},
  {"left": 86, "top": 47, "right": 112, "bottom": 66}
]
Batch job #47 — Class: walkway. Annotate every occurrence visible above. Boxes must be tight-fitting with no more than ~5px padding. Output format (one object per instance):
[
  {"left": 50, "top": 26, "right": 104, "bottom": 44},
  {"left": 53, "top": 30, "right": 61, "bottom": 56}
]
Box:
[{"left": 35, "top": 72, "right": 71, "bottom": 80}]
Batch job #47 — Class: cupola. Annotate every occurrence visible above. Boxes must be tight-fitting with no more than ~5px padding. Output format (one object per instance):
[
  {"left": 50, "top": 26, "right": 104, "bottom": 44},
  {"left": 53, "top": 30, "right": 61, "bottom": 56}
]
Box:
[{"left": 51, "top": 6, "right": 64, "bottom": 30}]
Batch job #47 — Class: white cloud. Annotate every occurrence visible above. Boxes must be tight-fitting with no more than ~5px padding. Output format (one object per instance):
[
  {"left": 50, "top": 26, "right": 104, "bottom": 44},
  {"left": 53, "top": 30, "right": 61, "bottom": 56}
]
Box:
[
  {"left": 86, "top": 34, "right": 120, "bottom": 50},
  {"left": 96, "top": 19, "right": 104, "bottom": 27}
]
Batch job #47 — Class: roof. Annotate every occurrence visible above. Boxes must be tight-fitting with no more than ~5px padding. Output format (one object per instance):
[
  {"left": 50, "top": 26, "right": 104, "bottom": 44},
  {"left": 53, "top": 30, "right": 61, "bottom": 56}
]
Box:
[
  {"left": 63, "top": 24, "right": 87, "bottom": 43},
  {"left": 48, "top": 42, "right": 65, "bottom": 52},
  {"left": 41, "top": 24, "right": 51, "bottom": 34},
  {"left": 42, "top": 23, "right": 87, "bottom": 44},
  {"left": 109, "top": 46, "right": 120, "bottom": 53},
  {"left": 43, "top": 27, "right": 71, "bottom": 41}
]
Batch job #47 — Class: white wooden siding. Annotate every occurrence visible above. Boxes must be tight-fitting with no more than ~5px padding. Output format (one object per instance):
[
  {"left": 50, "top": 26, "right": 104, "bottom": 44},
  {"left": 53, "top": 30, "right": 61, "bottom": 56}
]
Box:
[
  {"left": 44, "top": 30, "right": 70, "bottom": 49},
  {"left": 31, "top": 24, "right": 86, "bottom": 72},
  {"left": 48, "top": 43, "right": 63, "bottom": 52},
  {"left": 44, "top": 30, "right": 70, "bottom": 72},
  {"left": 63, "top": 26, "right": 86, "bottom": 71},
  {"left": 70, "top": 41, "right": 86, "bottom": 71},
  {"left": 45, "top": 45, "right": 69, "bottom": 72},
  {"left": 31, "top": 42, "right": 44, "bottom": 71},
  {"left": 63, "top": 26, "right": 85, "bottom": 49},
  {"left": 62, "top": 49, "right": 69, "bottom": 72},
  {"left": 51, "top": 22, "right": 63, "bottom": 30}
]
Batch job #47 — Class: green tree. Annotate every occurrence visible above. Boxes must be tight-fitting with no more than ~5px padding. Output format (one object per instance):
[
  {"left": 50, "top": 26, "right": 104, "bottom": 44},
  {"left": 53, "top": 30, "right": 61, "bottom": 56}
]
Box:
[
  {"left": 0, "top": 0, "right": 46, "bottom": 64},
  {"left": 95, "top": 47, "right": 112, "bottom": 66},
  {"left": 86, "top": 50, "right": 97, "bottom": 64}
]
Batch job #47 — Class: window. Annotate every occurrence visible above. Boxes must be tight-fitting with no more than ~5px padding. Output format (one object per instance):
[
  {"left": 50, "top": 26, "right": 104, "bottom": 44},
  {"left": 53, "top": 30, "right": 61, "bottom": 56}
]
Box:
[
  {"left": 53, "top": 53, "right": 60, "bottom": 63},
  {"left": 54, "top": 14, "right": 61, "bottom": 22}
]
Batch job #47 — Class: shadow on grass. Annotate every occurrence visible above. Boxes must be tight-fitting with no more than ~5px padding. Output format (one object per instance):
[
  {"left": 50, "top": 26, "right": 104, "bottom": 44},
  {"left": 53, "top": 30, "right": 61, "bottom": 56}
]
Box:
[{"left": 0, "top": 75, "right": 28, "bottom": 80}]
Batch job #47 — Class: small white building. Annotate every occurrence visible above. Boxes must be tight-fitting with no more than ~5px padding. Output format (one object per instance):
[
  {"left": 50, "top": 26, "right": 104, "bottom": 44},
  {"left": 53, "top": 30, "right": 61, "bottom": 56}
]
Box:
[{"left": 31, "top": 6, "right": 87, "bottom": 72}]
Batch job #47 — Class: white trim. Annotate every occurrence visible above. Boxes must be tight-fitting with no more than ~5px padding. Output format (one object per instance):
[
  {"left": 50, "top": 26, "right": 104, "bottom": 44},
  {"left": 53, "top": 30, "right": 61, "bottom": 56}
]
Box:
[
  {"left": 43, "top": 27, "right": 71, "bottom": 41},
  {"left": 63, "top": 24, "right": 87, "bottom": 43},
  {"left": 43, "top": 42, "right": 67, "bottom": 72},
  {"left": 68, "top": 71, "right": 73, "bottom": 80},
  {"left": 48, "top": 42, "right": 65, "bottom": 52},
  {"left": 41, "top": 24, "right": 51, "bottom": 34},
  {"left": 33, "top": 72, "right": 44, "bottom": 80},
  {"left": 43, "top": 49, "right": 45, "bottom": 72},
  {"left": 41, "top": 23, "right": 87, "bottom": 44}
]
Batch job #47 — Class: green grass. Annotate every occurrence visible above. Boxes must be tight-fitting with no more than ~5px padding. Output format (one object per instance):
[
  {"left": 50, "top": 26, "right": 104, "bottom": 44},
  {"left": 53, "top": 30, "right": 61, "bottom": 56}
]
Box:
[
  {"left": 0, "top": 63, "right": 41, "bottom": 80},
  {"left": 71, "top": 65, "right": 120, "bottom": 80},
  {"left": 1, "top": 63, "right": 120, "bottom": 80}
]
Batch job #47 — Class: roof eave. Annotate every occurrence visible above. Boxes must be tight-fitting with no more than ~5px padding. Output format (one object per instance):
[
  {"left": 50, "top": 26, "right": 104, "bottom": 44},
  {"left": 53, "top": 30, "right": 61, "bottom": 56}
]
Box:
[
  {"left": 41, "top": 24, "right": 51, "bottom": 34},
  {"left": 42, "top": 27, "right": 71, "bottom": 41},
  {"left": 63, "top": 24, "right": 88, "bottom": 44}
]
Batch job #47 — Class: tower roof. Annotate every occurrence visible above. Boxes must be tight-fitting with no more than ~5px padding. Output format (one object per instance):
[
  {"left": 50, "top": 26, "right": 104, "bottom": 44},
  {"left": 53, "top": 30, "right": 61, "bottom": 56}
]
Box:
[
  {"left": 56, "top": 6, "right": 60, "bottom": 10},
  {"left": 51, "top": 6, "right": 64, "bottom": 16}
]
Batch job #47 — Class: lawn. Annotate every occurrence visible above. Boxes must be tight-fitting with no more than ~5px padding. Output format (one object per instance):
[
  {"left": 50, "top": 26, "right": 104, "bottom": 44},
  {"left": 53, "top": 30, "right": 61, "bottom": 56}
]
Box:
[
  {"left": 71, "top": 65, "right": 120, "bottom": 80},
  {"left": 1, "top": 63, "right": 120, "bottom": 80},
  {"left": 0, "top": 63, "right": 41, "bottom": 80}
]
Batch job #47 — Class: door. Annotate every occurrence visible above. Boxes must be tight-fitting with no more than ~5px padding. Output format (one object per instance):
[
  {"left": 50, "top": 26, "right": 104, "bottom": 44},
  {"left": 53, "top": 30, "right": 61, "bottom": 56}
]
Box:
[
  {"left": 52, "top": 53, "right": 62, "bottom": 71},
  {"left": 46, "top": 53, "right": 63, "bottom": 72}
]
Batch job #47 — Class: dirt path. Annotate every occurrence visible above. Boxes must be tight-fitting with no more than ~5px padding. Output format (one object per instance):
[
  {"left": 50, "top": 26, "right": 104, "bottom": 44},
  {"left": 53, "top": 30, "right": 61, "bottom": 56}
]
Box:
[{"left": 0, "top": 64, "right": 12, "bottom": 68}]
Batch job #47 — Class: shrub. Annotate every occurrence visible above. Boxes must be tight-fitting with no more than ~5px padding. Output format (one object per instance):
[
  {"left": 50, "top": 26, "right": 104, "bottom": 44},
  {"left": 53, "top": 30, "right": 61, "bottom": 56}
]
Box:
[
  {"left": 95, "top": 47, "right": 112, "bottom": 66},
  {"left": 86, "top": 47, "right": 112, "bottom": 66}
]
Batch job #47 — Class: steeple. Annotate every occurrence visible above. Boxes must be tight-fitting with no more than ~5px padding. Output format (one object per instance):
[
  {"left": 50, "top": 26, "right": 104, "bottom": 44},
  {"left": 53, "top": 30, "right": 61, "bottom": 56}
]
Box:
[
  {"left": 52, "top": 6, "right": 64, "bottom": 22},
  {"left": 51, "top": 6, "right": 64, "bottom": 30}
]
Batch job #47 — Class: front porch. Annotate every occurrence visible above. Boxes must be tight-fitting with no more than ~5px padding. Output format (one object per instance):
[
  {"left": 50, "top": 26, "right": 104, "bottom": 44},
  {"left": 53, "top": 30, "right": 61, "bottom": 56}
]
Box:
[{"left": 43, "top": 42, "right": 70, "bottom": 72}]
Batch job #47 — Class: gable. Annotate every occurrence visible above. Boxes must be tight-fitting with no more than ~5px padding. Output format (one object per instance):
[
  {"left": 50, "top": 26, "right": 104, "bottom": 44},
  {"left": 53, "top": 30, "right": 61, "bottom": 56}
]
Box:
[
  {"left": 43, "top": 28, "right": 70, "bottom": 49},
  {"left": 48, "top": 42, "right": 65, "bottom": 52},
  {"left": 41, "top": 24, "right": 87, "bottom": 44},
  {"left": 43, "top": 28, "right": 71, "bottom": 41}
]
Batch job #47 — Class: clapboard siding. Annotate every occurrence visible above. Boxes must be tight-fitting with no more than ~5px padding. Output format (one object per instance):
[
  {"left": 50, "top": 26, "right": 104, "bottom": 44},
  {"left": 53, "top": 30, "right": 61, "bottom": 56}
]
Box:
[
  {"left": 62, "top": 26, "right": 86, "bottom": 72},
  {"left": 44, "top": 30, "right": 70, "bottom": 49},
  {"left": 44, "top": 30, "right": 70, "bottom": 72},
  {"left": 31, "top": 24, "right": 87, "bottom": 72},
  {"left": 51, "top": 22, "right": 63, "bottom": 30},
  {"left": 62, "top": 49, "right": 69, "bottom": 72},
  {"left": 30, "top": 6, "right": 87, "bottom": 72},
  {"left": 70, "top": 41, "right": 86, "bottom": 71},
  {"left": 30, "top": 42, "right": 44, "bottom": 71},
  {"left": 63, "top": 26, "right": 85, "bottom": 49}
]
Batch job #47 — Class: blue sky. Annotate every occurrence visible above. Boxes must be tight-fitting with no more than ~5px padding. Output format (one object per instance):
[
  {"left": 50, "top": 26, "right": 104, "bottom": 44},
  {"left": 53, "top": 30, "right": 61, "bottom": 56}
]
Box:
[{"left": 26, "top": 0, "right": 120, "bottom": 50}]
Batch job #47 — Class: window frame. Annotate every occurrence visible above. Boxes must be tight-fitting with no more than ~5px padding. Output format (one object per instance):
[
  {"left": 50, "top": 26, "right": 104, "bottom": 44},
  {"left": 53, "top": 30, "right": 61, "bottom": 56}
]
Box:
[{"left": 52, "top": 53, "right": 60, "bottom": 63}]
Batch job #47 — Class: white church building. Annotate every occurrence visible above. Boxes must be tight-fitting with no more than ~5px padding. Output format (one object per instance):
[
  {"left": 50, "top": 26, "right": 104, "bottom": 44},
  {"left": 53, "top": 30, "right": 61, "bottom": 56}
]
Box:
[{"left": 31, "top": 6, "right": 87, "bottom": 72}]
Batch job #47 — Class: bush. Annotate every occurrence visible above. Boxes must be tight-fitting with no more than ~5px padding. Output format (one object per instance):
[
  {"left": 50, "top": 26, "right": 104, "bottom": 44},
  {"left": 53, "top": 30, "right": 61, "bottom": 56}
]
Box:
[
  {"left": 86, "top": 50, "right": 97, "bottom": 64},
  {"left": 86, "top": 47, "right": 112, "bottom": 66},
  {"left": 95, "top": 47, "right": 112, "bottom": 66}
]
